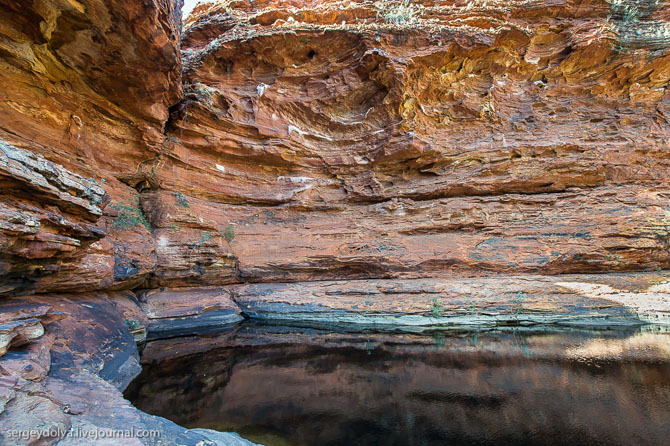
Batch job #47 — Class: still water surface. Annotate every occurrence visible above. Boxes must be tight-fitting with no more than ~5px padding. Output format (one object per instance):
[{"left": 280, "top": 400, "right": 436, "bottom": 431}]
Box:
[{"left": 126, "top": 324, "right": 670, "bottom": 446}]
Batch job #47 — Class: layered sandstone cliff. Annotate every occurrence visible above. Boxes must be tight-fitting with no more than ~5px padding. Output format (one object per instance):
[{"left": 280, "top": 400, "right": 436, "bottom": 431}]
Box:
[
  {"left": 162, "top": 0, "right": 670, "bottom": 284},
  {"left": 0, "top": 0, "right": 183, "bottom": 296},
  {"left": 1, "top": 0, "right": 669, "bottom": 298}
]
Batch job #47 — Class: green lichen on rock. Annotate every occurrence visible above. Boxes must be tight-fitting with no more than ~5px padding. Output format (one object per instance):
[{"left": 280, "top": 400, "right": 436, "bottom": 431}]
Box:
[
  {"left": 192, "top": 231, "right": 214, "bottom": 251},
  {"left": 111, "top": 202, "right": 152, "bottom": 231},
  {"left": 607, "top": 0, "right": 670, "bottom": 51},
  {"left": 431, "top": 296, "right": 444, "bottom": 318},
  {"left": 124, "top": 319, "right": 140, "bottom": 330},
  {"left": 223, "top": 224, "right": 235, "bottom": 244},
  {"left": 175, "top": 191, "right": 189, "bottom": 208}
]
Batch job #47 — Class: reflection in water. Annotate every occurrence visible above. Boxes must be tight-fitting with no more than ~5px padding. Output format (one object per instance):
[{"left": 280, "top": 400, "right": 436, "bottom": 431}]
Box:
[{"left": 125, "top": 324, "right": 670, "bottom": 446}]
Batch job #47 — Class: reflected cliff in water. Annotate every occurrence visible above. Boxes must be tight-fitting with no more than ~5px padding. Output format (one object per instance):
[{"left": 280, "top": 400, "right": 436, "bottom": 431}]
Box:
[{"left": 125, "top": 324, "right": 670, "bottom": 446}]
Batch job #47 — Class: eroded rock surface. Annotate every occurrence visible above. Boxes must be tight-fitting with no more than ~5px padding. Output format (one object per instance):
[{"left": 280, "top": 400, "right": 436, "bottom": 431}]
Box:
[
  {"left": 148, "top": 0, "right": 670, "bottom": 288},
  {"left": 0, "top": 141, "right": 109, "bottom": 296},
  {"left": 0, "top": 295, "right": 255, "bottom": 446},
  {"left": 0, "top": 0, "right": 183, "bottom": 295},
  {"left": 233, "top": 272, "right": 670, "bottom": 328},
  {"left": 1, "top": 0, "right": 669, "bottom": 304},
  {"left": 139, "top": 287, "right": 244, "bottom": 339}
]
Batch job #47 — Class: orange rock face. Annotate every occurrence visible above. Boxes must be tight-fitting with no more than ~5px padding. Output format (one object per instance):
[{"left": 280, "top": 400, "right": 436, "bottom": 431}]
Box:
[
  {"left": 153, "top": 0, "right": 670, "bottom": 287},
  {"left": 0, "top": 0, "right": 182, "bottom": 295},
  {"left": 0, "top": 0, "right": 669, "bottom": 311}
]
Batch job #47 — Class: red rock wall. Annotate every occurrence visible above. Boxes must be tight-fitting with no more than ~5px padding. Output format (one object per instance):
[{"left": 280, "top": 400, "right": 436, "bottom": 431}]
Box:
[
  {"left": 2, "top": 3, "right": 669, "bottom": 441},
  {"left": 1, "top": 0, "right": 669, "bottom": 296},
  {"left": 153, "top": 0, "right": 670, "bottom": 287},
  {"left": 0, "top": 0, "right": 183, "bottom": 295}
]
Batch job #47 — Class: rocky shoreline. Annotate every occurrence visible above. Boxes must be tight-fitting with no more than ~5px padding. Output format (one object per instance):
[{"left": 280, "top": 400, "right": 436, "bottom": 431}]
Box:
[
  {"left": 0, "top": 293, "right": 258, "bottom": 445},
  {"left": 2, "top": 269, "right": 669, "bottom": 444},
  {"left": 3, "top": 272, "right": 669, "bottom": 444}
]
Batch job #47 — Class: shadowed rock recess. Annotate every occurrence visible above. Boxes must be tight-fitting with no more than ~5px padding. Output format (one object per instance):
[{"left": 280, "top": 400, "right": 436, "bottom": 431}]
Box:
[{"left": 0, "top": 0, "right": 669, "bottom": 444}]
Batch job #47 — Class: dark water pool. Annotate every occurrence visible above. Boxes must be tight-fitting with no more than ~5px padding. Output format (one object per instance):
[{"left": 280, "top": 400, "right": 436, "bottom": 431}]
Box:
[{"left": 125, "top": 324, "right": 670, "bottom": 446}]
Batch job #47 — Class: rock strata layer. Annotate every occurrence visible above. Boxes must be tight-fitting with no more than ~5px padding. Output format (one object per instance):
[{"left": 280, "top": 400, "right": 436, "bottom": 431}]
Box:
[
  {"left": 157, "top": 0, "right": 670, "bottom": 287},
  {"left": 233, "top": 272, "right": 670, "bottom": 328},
  {"left": 139, "top": 287, "right": 245, "bottom": 339}
]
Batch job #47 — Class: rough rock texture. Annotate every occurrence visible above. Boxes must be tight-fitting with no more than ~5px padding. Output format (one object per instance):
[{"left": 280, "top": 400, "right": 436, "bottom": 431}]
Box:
[
  {"left": 0, "top": 0, "right": 669, "bottom": 306},
  {"left": 0, "top": 0, "right": 183, "bottom": 295},
  {"left": 118, "top": 0, "right": 670, "bottom": 296},
  {"left": 0, "top": 0, "right": 182, "bottom": 166},
  {"left": 0, "top": 294, "right": 255, "bottom": 446},
  {"left": 111, "top": 0, "right": 670, "bottom": 326},
  {"left": 0, "top": 141, "right": 108, "bottom": 296},
  {"left": 233, "top": 271, "right": 670, "bottom": 328},
  {"left": 0, "top": 300, "right": 64, "bottom": 357}
]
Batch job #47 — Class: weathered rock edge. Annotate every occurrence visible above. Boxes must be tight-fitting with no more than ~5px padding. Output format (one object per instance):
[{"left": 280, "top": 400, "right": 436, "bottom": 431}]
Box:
[
  {"left": 232, "top": 272, "right": 670, "bottom": 329},
  {"left": 136, "top": 271, "right": 670, "bottom": 334},
  {"left": 1, "top": 272, "right": 668, "bottom": 446},
  {"left": 0, "top": 294, "right": 258, "bottom": 446}
]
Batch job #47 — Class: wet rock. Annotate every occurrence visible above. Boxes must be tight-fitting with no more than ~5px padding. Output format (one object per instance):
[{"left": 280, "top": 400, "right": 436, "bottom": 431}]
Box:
[
  {"left": 187, "top": 428, "right": 261, "bottom": 446},
  {"left": 0, "top": 294, "right": 256, "bottom": 445},
  {"left": 0, "top": 0, "right": 669, "bottom": 442},
  {"left": 138, "top": 287, "right": 245, "bottom": 339},
  {"left": 233, "top": 272, "right": 670, "bottom": 329}
]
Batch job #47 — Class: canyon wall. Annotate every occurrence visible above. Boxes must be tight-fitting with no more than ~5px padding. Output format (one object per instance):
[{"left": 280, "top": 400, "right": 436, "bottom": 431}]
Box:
[
  {"left": 0, "top": 0, "right": 183, "bottom": 296},
  {"left": 166, "top": 0, "right": 670, "bottom": 287},
  {"left": 1, "top": 0, "right": 669, "bottom": 299}
]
